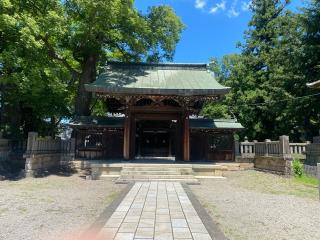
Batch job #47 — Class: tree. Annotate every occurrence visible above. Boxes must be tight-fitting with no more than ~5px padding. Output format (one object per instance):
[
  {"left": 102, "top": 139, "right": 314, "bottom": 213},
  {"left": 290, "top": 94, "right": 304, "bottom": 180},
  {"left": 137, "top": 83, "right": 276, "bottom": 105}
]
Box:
[
  {"left": 0, "top": 0, "right": 185, "bottom": 137},
  {"left": 11, "top": 0, "right": 184, "bottom": 116},
  {"left": 0, "top": 0, "right": 72, "bottom": 138},
  {"left": 206, "top": 0, "right": 320, "bottom": 141}
]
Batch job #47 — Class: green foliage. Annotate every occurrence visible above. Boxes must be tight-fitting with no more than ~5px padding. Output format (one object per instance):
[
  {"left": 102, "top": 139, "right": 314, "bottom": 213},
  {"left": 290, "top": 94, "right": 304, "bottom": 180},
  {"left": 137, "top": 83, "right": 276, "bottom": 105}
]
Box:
[
  {"left": 201, "top": 102, "right": 230, "bottom": 119},
  {"left": 0, "top": 0, "right": 184, "bottom": 137},
  {"left": 292, "top": 159, "right": 303, "bottom": 177},
  {"left": 208, "top": 0, "right": 320, "bottom": 141}
]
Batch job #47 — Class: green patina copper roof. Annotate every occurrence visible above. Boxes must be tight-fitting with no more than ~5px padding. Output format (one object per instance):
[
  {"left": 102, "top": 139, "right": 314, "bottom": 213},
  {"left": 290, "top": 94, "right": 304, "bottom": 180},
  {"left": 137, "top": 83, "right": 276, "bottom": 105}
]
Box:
[
  {"left": 70, "top": 116, "right": 243, "bottom": 130},
  {"left": 70, "top": 116, "right": 124, "bottom": 128},
  {"left": 85, "top": 61, "right": 230, "bottom": 96},
  {"left": 189, "top": 118, "right": 244, "bottom": 130}
]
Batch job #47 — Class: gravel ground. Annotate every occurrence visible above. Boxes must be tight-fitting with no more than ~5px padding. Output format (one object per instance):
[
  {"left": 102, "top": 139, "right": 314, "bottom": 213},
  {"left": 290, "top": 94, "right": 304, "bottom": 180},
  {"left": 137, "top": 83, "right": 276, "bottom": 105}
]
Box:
[
  {"left": 0, "top": 175, "right": 125, "bottom": 240},
  {"left": 190, "top": 170, "right": 320, "bottom": 240}
]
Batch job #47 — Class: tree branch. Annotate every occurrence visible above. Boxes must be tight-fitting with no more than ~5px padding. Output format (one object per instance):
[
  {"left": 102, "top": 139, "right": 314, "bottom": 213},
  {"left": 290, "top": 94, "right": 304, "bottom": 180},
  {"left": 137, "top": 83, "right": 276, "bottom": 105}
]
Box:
[{"left": 40, "top": 35, "right": 81, "bottom": 78}]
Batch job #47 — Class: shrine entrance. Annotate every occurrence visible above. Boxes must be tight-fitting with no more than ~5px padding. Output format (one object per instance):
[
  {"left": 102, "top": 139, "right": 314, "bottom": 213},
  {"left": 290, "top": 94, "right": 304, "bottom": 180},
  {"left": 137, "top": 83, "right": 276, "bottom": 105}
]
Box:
[{"left": 135, "top": 120, "right": 177, "bottom": 158}]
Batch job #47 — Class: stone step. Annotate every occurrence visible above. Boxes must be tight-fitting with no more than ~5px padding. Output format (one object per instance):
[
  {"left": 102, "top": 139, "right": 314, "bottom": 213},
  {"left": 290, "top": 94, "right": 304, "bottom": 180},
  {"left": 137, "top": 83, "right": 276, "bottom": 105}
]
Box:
[
  {"left": 122, "top": 166, "right": 193, "bottom": 170},
  {"left": 115, "top": 178, "right": 199, "bottom": 184},
  {"left": 119, "top": 174, "right": 196, "bottom": 180},
  {"left": 120, "top": 170, "right": 193, "bottom": 175},
  {"left": 116, "top": 176, "right": 199, "bottom": 184},
  {"left": 122, "top": 168, "right": 194, "bottom": 174}
]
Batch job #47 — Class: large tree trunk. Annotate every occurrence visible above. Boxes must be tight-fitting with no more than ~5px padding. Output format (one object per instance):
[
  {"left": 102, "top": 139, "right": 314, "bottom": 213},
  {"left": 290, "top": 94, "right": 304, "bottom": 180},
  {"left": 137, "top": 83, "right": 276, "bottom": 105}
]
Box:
[{"left": 75, "top": 55, "right": 98, "bottom": 116}]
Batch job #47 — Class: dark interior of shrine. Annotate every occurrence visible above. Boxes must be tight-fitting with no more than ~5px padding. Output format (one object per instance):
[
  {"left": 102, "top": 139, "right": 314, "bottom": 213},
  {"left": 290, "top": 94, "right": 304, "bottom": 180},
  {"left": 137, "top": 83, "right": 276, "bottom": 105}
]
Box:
[{"left": 135, "top": 120, "right": 177, "bottom": 158}]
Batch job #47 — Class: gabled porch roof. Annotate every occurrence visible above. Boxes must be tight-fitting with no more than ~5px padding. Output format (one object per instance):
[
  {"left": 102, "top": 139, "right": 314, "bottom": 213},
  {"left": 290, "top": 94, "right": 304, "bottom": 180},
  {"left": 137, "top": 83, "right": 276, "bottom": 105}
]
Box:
[{"left": 85, "top": 61, "right": 230, "bottom": 96}]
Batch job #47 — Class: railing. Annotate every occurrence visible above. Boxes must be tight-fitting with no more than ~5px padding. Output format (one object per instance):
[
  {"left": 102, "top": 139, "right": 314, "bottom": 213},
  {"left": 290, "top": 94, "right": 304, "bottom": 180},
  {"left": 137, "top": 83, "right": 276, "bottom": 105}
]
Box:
[
  {"left": 26, "top": 132, "right": 75, "bottom": 156},
  {"left": 290, "top": 143, "right": 308, "bottom": 154},
  {"left": 237, "top": 136, "right": 309, "bottom": 159},
  {"left": 290, "top": 142, "right": 309, "bottom": 160},
  {"left": 239, "top": 140, "right": 255, "bottom": 158}
]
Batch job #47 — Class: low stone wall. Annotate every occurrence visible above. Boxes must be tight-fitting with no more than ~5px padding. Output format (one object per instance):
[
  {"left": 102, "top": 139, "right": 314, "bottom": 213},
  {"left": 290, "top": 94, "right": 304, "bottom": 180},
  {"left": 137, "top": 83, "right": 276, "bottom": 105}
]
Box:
[
  {"left": 235, "top": 156, "right": 254, "bottom": 163},
  {"left": 25, "top": 153, "right": 60, "bottom": 177},
  {"left": 254, "top": 156, "right": 291, "bottom": 175}
]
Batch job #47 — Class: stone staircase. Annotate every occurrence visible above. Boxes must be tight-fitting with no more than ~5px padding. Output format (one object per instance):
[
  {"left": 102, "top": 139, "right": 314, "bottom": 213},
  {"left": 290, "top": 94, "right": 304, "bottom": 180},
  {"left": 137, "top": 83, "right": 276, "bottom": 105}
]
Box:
[{"left": 116, "top": 164, "right": 199, "bottom": 184}]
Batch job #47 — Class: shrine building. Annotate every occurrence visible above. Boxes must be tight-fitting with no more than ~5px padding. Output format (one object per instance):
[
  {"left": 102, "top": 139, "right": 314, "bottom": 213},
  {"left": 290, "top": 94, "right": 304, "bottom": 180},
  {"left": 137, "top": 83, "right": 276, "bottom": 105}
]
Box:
[{"left": 70, "top": 61, "right": 243, "bottom": 162}]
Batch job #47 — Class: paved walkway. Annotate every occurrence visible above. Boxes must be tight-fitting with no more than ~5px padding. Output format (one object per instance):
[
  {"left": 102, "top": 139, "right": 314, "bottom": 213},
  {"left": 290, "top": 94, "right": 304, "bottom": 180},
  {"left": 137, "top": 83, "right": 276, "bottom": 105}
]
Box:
[{"left": 98, "top": 182, "right": 212, "bottom": 240}]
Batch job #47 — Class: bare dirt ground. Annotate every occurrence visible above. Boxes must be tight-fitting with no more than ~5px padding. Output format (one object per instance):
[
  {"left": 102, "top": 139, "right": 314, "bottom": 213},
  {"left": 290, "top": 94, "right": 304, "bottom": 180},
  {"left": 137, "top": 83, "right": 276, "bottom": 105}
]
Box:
[
  {"left": 191, "top": 170, "right": 320, "bottom": 240},
  {"left": 0, "top": 175, "right": 125, "bottom": 240}
]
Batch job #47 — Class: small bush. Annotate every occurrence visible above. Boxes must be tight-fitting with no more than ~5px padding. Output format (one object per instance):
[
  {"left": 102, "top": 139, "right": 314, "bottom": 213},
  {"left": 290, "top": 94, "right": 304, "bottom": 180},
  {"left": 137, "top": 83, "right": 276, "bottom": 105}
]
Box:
[{"left": 292, "top": 159, "right": 303, "bottom": 177}]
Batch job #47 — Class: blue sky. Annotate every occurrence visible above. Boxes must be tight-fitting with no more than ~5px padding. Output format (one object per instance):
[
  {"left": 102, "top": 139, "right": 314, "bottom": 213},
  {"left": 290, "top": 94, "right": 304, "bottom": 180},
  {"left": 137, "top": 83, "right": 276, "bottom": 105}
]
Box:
[{"left": 135, "top": 0, "right": 305, "bottom": 63}]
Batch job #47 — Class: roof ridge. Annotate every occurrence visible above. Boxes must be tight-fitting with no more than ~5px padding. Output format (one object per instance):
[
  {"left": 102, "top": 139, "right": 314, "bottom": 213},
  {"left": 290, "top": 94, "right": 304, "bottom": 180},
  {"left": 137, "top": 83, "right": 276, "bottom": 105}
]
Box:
[{"left": 107, "top": 61, "right": 208, "bottom": 70}]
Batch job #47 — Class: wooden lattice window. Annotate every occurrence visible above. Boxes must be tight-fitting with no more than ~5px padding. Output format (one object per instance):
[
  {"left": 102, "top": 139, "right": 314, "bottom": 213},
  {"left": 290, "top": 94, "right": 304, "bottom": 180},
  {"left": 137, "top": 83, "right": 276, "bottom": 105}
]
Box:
[
  {"left": 135, "top": 98, "right": 154, "bottom": 106},
  {"left": 83, "top": 133, "right": 103, "bottom": 148},
  {"left": 162, "top": 99, "right": 180, "bottom": 107}
]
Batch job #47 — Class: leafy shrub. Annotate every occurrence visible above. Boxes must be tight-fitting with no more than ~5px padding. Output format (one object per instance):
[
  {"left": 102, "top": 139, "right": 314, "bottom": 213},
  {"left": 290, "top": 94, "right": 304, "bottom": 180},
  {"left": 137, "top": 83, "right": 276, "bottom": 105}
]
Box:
[{"left": 292, "top": 159, "right": 303, "bottom": 177}]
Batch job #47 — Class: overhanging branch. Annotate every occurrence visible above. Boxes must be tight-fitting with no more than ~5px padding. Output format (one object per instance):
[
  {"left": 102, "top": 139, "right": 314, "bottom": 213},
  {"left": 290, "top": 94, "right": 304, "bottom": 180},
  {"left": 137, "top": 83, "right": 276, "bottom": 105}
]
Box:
[{"left": 40, "top": 35, "right": 81, "bottom": 79}]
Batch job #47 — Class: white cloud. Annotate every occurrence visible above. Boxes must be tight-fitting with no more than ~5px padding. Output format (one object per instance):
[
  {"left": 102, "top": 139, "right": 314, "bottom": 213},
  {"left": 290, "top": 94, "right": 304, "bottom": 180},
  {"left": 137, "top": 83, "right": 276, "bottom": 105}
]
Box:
[
  {"left": 227, "top": 0, "right": 240, "bottom": 18},
  {"left": 209, "top": 1, "right": 226, "bottom": 14},
  {"left": 195, "top": 0, "right": 206, "bottom": 9},
  {"left": 227, "top": 7, "right": 240, "bottom": 17},
  {"left": 241, "top": 1, "right": 252, "bottom": 11}
]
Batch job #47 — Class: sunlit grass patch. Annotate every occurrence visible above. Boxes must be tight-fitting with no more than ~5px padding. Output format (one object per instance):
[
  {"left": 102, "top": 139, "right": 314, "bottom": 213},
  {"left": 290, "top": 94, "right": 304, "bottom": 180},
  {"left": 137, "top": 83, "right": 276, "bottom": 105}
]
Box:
[{"left": 293, "top": 174, "right": 318, "bottom": 188}]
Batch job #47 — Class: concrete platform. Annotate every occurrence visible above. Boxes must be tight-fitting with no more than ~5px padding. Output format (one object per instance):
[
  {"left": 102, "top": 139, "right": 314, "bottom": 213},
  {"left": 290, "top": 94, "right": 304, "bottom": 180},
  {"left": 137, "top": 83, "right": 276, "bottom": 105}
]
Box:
[{"left": 71, "top": 159, "right": 254, "bottom": 182}]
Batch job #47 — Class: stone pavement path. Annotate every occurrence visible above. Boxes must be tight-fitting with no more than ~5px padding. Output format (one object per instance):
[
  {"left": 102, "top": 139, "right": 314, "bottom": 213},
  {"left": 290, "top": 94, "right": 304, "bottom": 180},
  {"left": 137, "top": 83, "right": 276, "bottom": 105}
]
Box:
[{"left": 98, "top": 182, "right": 212, "bottom": 240}]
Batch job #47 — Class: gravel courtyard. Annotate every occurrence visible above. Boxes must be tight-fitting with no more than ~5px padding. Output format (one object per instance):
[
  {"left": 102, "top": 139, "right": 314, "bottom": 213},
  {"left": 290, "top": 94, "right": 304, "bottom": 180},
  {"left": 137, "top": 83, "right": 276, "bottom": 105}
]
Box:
[
  {"left": 191, "top": 170, "right": 320, "bottom": 240},
  {"left": 0, "top": 171, "right": 319, "bottom": 240},
  {"left": 0, "top": 175, "right": 125, "bottom": 240}
]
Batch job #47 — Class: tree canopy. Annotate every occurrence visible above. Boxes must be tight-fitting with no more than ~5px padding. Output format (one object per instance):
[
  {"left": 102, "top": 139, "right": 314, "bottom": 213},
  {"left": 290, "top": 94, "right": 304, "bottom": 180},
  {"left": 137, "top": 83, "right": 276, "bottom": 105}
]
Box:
[
  {"left": 0, "top": 0, "right": 184, "bottom": 138},
  {"left": 203, "top": 0, "right": 320, "bottom": 141}
]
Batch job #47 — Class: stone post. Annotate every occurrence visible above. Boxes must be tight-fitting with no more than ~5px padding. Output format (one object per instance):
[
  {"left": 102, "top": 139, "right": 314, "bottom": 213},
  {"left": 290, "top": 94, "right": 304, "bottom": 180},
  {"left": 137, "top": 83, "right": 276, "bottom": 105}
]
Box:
[
  {"left": 253, "top": 140, "right": 258, "bottom": 156},
  {"left": 279, "top": 135, "right": 291, "bottom": 159},
  {"left": 234, "top": 139, "right": 240, "bottom": 156},
  {"left": 25, "top": 132, "right": 39, "bottom": 177},
  {"left": 279, "top": 135, "right": 292, "bottom": 176},
  {"left": 244, "top": 136, "right": 249, "bottom": 155},
  {"left": 26, "top": 132, "right": 38, "bottom": 155},
  {"left": 265, "top": 139, "right": 271, "bottom": 157}
]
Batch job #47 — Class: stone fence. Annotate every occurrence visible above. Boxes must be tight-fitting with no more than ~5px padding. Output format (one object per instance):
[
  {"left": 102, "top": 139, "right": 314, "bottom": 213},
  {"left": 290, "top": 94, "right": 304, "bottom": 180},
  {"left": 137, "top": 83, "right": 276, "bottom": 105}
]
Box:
[
  {"left": 235, "top": 136, "right": 311, "bottom": 175},
  {"left": 24, "top": 132, "right": 75, "bottom": 177},
  {"left": 236, "top": 137, "right": 309, "bottom": 160}
]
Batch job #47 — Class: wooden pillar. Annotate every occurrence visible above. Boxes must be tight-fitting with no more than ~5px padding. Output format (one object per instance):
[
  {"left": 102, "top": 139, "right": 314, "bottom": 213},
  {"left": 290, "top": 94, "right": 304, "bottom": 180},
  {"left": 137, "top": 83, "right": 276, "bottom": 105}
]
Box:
[
  {"left": 182, "top": 113, "right": 190, "bottom": 161},
  {"left": 123, "top": 113, "right": 131, "bottom": 160},
  {"left": 123, "top": 97, "right": 132, "bottom": 160},
  {"left": 129, "top": 117, "right": 136, "bottom": 159}
]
